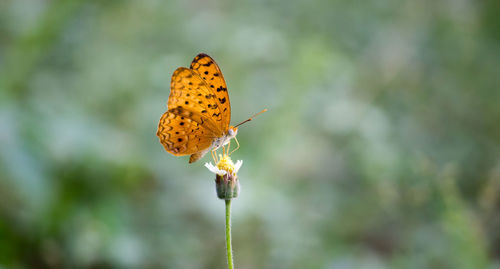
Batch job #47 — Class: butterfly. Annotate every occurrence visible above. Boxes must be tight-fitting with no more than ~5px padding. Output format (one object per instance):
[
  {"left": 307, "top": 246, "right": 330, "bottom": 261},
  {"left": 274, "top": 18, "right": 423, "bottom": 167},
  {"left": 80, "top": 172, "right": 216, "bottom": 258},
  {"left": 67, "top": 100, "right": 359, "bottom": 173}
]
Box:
[{"left": 156, "top": 53, "right": 265, "bottom": 163}]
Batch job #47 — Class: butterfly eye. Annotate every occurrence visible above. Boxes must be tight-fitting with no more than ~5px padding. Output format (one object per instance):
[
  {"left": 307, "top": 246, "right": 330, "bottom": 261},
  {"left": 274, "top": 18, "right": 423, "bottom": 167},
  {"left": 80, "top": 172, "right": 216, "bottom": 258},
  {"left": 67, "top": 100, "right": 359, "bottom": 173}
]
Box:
[{"left": 228, "top": 128, "right": 235, "bottom": 136}]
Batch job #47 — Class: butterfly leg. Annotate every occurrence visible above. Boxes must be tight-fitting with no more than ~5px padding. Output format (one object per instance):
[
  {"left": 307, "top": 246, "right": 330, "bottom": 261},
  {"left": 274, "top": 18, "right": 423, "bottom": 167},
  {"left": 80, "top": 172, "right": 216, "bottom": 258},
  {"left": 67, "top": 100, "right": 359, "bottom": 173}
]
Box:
[
  {"left": 211, "top": 148, "right": 218, "bottom": 163},
  {"left": 224, "top": 141, "right": 230, "bottom": 156},
  {"left": 229, "top": 137, "right": 240, "bottom": 155}
]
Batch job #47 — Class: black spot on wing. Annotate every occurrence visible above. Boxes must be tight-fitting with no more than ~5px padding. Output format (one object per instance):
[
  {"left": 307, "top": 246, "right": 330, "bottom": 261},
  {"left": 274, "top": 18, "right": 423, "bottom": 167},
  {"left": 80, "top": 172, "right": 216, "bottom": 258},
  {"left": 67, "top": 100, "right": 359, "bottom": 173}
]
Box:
[{"left": 216, "top": 86, "right": 227, "bottom": 92}]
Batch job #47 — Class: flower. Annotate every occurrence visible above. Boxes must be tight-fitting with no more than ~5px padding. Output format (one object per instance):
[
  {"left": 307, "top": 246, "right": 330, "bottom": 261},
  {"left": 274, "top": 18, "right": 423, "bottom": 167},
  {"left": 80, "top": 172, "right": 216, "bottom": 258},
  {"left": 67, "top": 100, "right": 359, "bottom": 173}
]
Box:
[
  {"left": 205, "top": 154, "right": 242, "bottom": 200},
  {"left": 205, "top": 155, "right": 243, "bottom": 176}
]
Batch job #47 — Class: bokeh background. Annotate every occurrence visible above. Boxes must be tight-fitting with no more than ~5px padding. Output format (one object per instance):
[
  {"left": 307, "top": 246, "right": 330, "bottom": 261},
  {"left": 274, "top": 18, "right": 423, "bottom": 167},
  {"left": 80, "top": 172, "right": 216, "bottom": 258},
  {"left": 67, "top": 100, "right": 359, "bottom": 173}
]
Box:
[{"left": 1, "top": 0, "right": 500, "bottom": 268}]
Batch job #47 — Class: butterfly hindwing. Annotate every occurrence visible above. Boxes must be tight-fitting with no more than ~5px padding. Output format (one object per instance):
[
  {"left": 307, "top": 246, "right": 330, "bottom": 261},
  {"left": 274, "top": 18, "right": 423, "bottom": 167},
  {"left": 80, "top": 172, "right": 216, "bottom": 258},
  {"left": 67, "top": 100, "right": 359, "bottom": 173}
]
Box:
[{"left": 157, "top": 111, "right": 214, "bottom": 156}]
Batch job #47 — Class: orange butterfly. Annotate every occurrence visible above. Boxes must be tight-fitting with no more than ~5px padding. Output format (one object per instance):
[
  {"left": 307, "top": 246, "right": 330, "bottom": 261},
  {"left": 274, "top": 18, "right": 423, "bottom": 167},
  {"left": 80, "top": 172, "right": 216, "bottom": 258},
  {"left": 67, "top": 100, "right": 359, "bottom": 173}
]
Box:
[{"left": 156, "top": 53, "right": 265, "bottom": 163}]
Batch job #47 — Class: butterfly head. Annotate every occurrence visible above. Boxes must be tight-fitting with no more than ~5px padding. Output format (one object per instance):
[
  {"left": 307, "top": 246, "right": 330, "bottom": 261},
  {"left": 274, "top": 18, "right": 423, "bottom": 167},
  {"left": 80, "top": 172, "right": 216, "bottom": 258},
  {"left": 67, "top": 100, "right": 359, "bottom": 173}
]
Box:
[{"left": 227, "top": 126, "right": 238, "bottom": 138}]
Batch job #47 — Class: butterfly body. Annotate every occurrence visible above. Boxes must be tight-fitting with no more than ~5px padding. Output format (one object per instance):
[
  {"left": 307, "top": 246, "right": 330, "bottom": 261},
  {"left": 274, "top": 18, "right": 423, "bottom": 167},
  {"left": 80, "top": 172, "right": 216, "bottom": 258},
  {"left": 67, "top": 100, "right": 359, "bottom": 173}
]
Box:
[
  {"left": 157, "top": 53, "right": 236, "bottom": 163},
  {"left": 212, "top": 126, "right": 238, "bottom": 149}
]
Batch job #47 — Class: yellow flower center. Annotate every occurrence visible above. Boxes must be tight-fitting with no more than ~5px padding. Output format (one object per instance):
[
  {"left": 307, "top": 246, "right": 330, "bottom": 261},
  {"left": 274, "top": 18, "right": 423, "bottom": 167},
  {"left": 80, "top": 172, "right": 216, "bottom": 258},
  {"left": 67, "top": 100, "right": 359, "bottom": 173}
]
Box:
[{"left": 217, "top": 154, "right": 235, "bottom": 174}]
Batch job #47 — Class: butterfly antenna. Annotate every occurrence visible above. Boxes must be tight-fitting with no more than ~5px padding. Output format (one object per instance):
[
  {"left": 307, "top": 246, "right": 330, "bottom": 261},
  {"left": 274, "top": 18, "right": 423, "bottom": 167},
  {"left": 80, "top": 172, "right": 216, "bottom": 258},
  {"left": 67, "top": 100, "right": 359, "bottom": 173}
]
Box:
[{"left": 234, "top": 109, "right": 268, "bottom": 128}]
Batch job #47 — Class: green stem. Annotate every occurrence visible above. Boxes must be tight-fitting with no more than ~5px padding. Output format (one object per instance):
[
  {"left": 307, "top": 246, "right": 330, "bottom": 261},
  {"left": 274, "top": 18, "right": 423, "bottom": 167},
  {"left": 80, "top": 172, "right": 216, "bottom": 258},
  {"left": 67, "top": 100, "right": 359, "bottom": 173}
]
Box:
[{"left": 225, "top": 199, "right": 234, "bottom": 269}]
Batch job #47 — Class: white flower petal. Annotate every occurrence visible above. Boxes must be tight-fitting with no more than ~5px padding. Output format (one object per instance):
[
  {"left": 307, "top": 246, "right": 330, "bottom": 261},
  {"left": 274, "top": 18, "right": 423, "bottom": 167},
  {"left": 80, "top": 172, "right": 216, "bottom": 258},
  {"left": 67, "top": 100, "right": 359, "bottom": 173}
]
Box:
[
  {"left": 204, "top": 162, "right": 227, "bottom": 176},
  {"left": 234, "top": 160, "right": 243, "bottom": 173},
  {"left": 204, "top": 162, "right": 217, "bottom": 173}
]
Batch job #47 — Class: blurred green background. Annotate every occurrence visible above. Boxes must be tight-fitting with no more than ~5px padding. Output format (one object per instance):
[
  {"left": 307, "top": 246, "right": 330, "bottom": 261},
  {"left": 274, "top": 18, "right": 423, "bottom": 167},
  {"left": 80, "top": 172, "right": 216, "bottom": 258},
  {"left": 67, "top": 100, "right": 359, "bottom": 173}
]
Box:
[{"left": 1, "top": 0, "right": 500, "bottom": 268}]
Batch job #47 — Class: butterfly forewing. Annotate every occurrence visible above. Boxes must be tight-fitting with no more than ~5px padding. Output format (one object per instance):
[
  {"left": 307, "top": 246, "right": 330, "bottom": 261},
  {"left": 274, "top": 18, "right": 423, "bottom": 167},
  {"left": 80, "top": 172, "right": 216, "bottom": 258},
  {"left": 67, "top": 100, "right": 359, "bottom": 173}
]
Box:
[
  {"left": 169, "top": 67, "right": 225, "bottom": 135},
  {"left": 190, "top": 54, "right": 231, "bottom": 130}
]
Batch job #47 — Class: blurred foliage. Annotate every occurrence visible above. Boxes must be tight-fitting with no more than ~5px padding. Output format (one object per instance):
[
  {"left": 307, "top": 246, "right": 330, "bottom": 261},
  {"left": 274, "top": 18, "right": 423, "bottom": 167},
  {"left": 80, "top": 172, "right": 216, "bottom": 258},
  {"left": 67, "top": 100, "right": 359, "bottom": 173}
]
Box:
[{"left": 1, "top": 0, "right": 500, "bottom": 268}]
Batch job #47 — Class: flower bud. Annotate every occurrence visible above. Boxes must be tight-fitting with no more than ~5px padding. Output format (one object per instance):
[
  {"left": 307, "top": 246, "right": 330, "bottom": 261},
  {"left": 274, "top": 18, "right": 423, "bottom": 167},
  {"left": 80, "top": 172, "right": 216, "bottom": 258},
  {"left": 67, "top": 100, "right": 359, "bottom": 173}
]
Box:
[{"left": 215, "top": 173, "right": 240, "bottom": 199}]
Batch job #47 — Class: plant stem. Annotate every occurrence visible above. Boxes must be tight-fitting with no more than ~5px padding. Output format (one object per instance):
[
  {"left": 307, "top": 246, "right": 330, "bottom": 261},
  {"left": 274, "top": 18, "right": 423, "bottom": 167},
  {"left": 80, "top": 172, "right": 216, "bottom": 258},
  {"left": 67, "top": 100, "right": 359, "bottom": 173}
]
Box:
[{"left": 225, "top": 199, "right": 234, "bottom": 269}]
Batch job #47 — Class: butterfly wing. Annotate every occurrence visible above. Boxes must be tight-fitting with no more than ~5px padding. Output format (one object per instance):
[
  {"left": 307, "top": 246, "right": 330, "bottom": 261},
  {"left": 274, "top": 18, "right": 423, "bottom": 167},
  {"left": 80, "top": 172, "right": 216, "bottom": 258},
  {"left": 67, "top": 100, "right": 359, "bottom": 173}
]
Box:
[
  {"left": 157, "top": 54, "right": 233, "bottom": 163},
  {"left": 157, "top": 66, "right": 227, "bottom": 163},
  {"left": 190, "top": 53, "right": 231, "bottom": 131},
  {"left": 169, "top": 67, "right": 226, "bottom": 136},
  {"left": 157, "top": 110, "right": 215, "bottom": 157}
]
